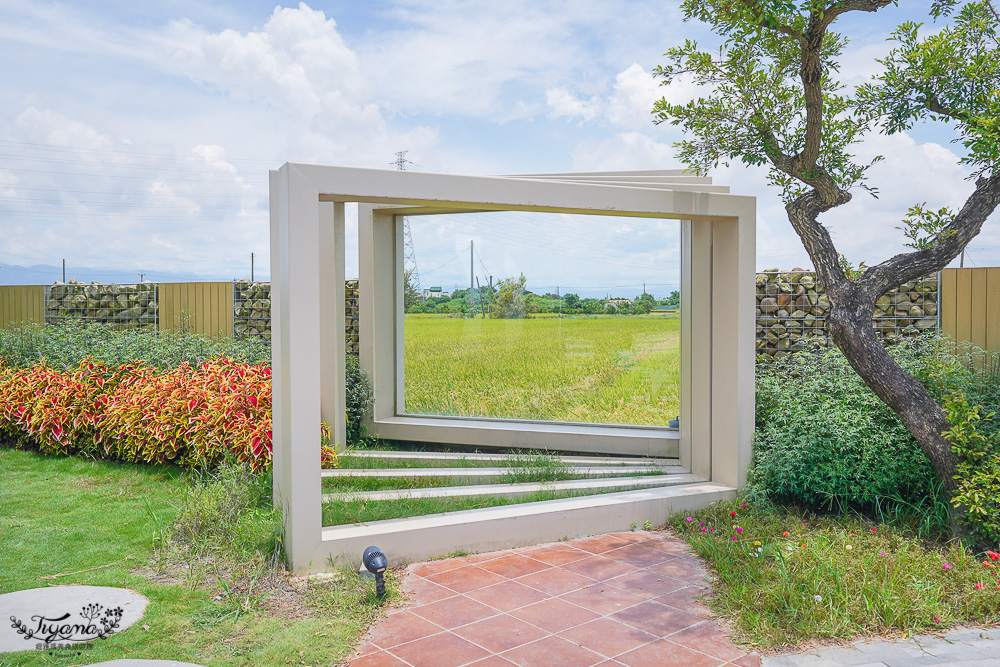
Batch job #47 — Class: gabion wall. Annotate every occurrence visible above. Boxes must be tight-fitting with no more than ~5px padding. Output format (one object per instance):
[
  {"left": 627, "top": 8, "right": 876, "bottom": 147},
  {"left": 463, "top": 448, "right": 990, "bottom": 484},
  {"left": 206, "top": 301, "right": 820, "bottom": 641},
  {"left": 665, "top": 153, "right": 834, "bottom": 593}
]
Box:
[
  {"left": 756, "top": 269, "right": 939, "bottom": 360},
  {"left": 45, "top": 280, "right": 157, "bottom": 328},
  {"left": 233, "top": 279, "right": 361, "bottom": 357}
]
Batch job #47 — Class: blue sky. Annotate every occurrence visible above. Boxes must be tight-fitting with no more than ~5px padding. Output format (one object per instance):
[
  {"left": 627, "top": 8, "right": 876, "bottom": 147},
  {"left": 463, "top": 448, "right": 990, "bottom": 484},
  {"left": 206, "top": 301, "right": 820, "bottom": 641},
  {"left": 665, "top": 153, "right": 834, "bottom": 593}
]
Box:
[{"left": 1, "top": 1, "right": 996, "bottom": 297}]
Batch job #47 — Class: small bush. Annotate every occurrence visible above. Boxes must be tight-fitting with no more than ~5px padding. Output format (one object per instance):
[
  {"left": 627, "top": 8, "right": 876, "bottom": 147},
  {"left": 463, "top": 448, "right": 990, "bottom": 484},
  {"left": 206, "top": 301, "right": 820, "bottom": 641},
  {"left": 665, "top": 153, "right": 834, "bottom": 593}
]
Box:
[
  {"left": 346, "top": 356, "right": 374, "bottom": 441},
  {"left": 751, "top": 346, "right": 937, "bottom": 510},
  {"left": 943, "top": 393, "right": 1000, "bottom": 545}
]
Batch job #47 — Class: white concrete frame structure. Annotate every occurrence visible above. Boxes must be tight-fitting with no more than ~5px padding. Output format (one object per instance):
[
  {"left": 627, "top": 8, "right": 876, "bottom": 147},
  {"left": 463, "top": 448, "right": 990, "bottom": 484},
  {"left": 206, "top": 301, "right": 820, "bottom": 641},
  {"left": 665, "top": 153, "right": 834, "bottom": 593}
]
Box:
[{"left": 270, "top": 164, "right": 755, "bottom": 572}]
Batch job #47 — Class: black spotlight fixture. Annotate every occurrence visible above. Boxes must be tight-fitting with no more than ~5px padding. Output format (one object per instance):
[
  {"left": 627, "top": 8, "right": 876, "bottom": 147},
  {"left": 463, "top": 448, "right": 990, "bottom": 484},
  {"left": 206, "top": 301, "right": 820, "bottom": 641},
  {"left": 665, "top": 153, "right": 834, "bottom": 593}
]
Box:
[{"left": 363, "top": 546, "right": 388, "bottom": 598}]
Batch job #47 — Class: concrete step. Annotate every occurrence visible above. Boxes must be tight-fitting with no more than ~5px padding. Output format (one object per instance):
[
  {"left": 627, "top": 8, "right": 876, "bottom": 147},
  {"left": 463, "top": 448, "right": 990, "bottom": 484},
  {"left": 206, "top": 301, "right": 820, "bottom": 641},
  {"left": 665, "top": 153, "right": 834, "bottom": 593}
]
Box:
[
  {"left": 341, "top": 449, "right": 678, "bottom": 468},
  {"left": 321, "top": 465, "right": 679, "bottom": 484},
  {"left": 316, "top": 482, "right": 736, "bottom": 566},
  {"left": 323, "top": 472, "right": 704, "bottom": 502}
]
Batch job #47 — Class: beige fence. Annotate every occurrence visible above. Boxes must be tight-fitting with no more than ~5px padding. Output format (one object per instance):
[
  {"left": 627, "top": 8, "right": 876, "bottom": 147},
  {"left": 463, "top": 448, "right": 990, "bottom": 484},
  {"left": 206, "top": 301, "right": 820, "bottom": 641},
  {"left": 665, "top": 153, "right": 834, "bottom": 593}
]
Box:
[
  {"left": 2, "top": 270, "right": 998, "bottom": 355},
  {"left": 940, "top": 267, "right": 1000, "bottom": 352}
]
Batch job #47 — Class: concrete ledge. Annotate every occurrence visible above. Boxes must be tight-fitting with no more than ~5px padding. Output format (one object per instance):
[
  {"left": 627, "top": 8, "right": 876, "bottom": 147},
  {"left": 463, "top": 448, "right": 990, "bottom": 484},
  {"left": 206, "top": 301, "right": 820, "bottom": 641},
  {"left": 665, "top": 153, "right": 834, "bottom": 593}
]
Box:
[
  {"left": 323, "top": 473, "right": 704, "bottom": 502},
  {"left": 342, "top": 450, "right": 680, "bottom": 467},
  {"left": 369, "top": 416, "right": 679, "bottom": 458},
  {"left": 309, "top": 482, "right": 734, "bottom": 569},
  {"left": 321, "top": 466, "right": 678, "bottom": 483}
]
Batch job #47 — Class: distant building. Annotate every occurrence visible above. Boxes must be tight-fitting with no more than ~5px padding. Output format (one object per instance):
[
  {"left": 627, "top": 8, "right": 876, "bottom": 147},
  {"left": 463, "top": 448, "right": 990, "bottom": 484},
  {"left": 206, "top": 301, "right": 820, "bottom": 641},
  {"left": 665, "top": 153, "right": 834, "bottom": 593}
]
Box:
[
  {"left": 421, "top": 286, "right": 451, "bottom": 301},
  {"left": 606, "top": 298, "right": 631, "bottom": 308}
]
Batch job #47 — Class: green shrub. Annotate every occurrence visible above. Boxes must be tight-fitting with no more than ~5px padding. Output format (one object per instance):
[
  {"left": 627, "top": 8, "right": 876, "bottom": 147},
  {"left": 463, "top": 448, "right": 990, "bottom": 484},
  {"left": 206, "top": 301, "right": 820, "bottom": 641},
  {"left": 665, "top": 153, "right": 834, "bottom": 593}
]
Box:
[
  {"left": 346, "top": 356, "right": 374, "bottom": 441},
  {"left": 751, "top": 344, "right": 938, "bottom": 510},
  {"left": 0, "top": 320, "right": 270, "bottom": 370},
  {"left": 943, "top": 393, "right": 1000, "bottom": 545}
]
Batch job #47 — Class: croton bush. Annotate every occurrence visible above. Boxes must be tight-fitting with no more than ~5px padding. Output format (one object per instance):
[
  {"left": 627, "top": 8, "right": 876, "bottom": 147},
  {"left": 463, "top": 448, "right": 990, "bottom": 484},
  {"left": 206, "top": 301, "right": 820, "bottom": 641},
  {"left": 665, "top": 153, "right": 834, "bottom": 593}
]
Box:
[{"left": 0, "top": 358, "right": 274, "bottom": 471}]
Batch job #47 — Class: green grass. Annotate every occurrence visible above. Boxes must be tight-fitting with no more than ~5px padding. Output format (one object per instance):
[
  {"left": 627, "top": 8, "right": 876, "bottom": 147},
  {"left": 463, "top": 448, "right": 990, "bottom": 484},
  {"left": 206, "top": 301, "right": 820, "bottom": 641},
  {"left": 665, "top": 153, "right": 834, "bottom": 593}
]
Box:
[
  {"left": 321, "top": 488, "right": 626, "bottom": 525},
  {"left": 403, "top": 314, "right": 680, "bottom": 426},
  {"left": 0, "top": 448, "right": 394, "bottom": 666},
  {"left": 669, "top": 499, "right": 1000, "bottom": 650}
]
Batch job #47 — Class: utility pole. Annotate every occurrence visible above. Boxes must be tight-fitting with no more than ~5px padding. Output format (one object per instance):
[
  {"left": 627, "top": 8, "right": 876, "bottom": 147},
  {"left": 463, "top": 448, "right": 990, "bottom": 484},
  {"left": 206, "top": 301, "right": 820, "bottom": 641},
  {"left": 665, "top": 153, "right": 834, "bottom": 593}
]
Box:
[
  {"left": 396, "top": 151, "right": 421, "bottom": 293},
  {"left": 469, "top": 240, "right": 474, "bottom": 315},
  {"left": 251, "top": 252, "right": 255, "bottom": 281},
  {"left": 961, "top": 249, "right": 966, "bottom": 268},
  {"left": 488, "top": 276, "right": 493, "bottom": 315},
  {"left": 62, "top": 259, "right": 65, "bottom": 282},
  {"left": 476, "top": 277, "right": 485, "bottom": 319}
]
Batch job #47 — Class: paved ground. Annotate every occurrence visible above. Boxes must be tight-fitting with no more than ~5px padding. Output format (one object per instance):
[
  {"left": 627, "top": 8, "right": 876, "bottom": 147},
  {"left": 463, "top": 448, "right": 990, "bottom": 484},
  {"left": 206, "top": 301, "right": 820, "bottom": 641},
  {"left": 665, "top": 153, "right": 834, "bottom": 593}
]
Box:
[
  {"left": 345, "top": 530, "right": 1000, "bottom": 667},
  {"left": 762, "top": 627, "right": 1000, "bottom": 666},
  {"left": 346, "top": 531, "right": 761, "bottom": 666}
]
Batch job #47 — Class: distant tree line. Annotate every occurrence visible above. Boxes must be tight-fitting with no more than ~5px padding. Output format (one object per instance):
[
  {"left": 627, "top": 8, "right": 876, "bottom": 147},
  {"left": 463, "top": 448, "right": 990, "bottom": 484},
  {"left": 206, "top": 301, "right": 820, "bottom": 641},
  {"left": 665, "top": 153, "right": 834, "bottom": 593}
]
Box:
[{"left": 404, "top": 272, "right": 679, "bottom": 318}]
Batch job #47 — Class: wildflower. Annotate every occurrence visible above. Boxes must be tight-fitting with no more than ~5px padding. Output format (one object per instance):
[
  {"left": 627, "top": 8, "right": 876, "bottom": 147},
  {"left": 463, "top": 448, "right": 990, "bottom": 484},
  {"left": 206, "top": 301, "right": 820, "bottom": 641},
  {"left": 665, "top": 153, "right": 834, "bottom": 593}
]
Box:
[
  {"left": 943, "top": 562, "right": 952, "bottom": 571},
  {"left": 846, "top": 545, "right": 853, "bottom": 551},
  {"left": 701, "top": 528, "right": 706, "bottom": 532},
  {"left": 731, "top": 536, "right": 738, "bottom": 541},
  {"left": 782, "top": 531, "right": 790, "bottom": 537},
  {"left": 975, "top": 583, "right": 985, "bottom": 590},
  {"left": 801, "top": 544, "right": 807, "bottom": 548},
  {"left": 736, "top": 527, "right": 743, "bottom": 533},
  {"left": 741, "top": 504, "right": 747, "bottom": 508},
  {"left": 934, "top": 616, "right": 940, "bottom": 624},
  {"left": 870, "top": 528, "right": 877, "bottom": 533},
  {"left": 730, "top": 511, "right": 737, "bottom": 517},
  {"left": 786, "top": 546, "right": 793, "bottom": 552},
  {"left": 879, "top": 551, "right": 888, "bottom": 556},
  {"left": 709, "top": 528, "right": 715, "bottom": 532},
  {"left": 814, "top": 595, "right": 822, "bottom": 603},
  {"left": 700, "top": 522, "right": 706, "bottom": 526},
  {"left": 753, "top": 541, "right": 762, "bottom": 547},
  {"left": 803, "top": 518, "right": 808, "bottom": 523},
  {"left": 988, "top": 551, "right": 1000, "bottom": 561},
  {"left": 686, "top": 517, "right": 693, "bottom": 522}
]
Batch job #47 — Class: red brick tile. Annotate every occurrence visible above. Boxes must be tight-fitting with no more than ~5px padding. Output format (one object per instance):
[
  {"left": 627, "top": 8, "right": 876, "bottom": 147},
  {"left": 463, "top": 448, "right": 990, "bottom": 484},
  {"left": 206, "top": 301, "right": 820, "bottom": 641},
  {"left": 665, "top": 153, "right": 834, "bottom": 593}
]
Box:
[
  {"left": 460, "top": 551, "right": 505, "bottom": 565},
  {"left": 389, "top": 631, "right": 492, "bottom": 667},
  {"left": 732, "top": 653, "right": 762, "bottom": 667},
  {"left": 367, "top": 610, "right": 446, "bottom": 649},
  {"left": 604, "top": 570, "right": 687, "bottom": 599},
  {"left": 409, "top": 595, "right": 500, "bottom": 630},
  {"left": 465, "top": 580, "right": 550, "bottom": 612},
  {"left": 616, "top": 639, "right": 724, "bottom": 667},
  {"left": 559, "top": 584, "right": 648, "bottom": 616},
  {"left": 557, "top": 617, "right": 659, "bottom": 658},
  {"left": 426, "top": 564, "right": 508, "bottom": 593},
  {"left": 409, "top": 558, "right": 468, "bottom": 578},
  {"left": 517, "top": 544, "right": 589, "bottom": 567},
  {"left": 466, "top": 657, "right": 520, "bottom": 667},
  {"left": 352, "top": 641, "right": 379, "bottom": 656},
  {"left": 477, "top": 553, "right": 551, "bottom": 579},
  {"left": 601, "top": 543, "right": 677, "bottom": 568},
  {"left": 641, "top": 537, "right": 695, "bottom": 555},
  {"left": 400, "top": 575, "right": 457, "bottom": 605},
  {"left": 562, "top": 556, "right": 636, "bottom": 582},
  {"left": 453, "top": 613, "right": 549, "bottom": 653},
  {"left": 656, "top": 585, "right": 714, "bottom": 616},
  {"left": 606, "top": 531, "right": 659, "bottom": 544},
  {"left": 508, "top": 597, "right": 601, "bottom": 633},
  {"left": 347, "top": 650, "right": 410, "bottom": 666},
  {"left": 514, "top": 567, "right": 593, "bottom": 596},
  {"left": 610, "top": 600, "right": 703, "bottom": 637},
  {"left": 571, "top": 534, "right": 631, "bottom": 554},
  {"left": 647, "top": 556, "right": 711, "bottom": 585},
  {"left": 668, "top": 621, "right": 747, "bottom": 662},
  {"left": 501, "top": 634, "right": 605, "bottom": 667}
]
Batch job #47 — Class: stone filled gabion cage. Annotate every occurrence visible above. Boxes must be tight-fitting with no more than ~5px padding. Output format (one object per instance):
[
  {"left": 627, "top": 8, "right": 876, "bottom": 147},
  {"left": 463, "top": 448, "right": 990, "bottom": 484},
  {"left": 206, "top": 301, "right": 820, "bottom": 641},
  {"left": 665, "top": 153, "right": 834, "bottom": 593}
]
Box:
[
  {"left": 45, "top": 280, "right": 158, "bottom": 328},
  {"left": 232, "top": 279, "right": 360, "bottom": 356},
  {"left": 756, "top": 269, "right": 940, "bottom": 361}
]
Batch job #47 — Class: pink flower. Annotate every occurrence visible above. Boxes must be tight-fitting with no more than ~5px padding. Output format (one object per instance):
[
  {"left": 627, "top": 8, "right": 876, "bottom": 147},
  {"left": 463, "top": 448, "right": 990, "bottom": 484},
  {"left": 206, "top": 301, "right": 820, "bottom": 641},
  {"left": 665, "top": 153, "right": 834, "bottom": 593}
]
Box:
[
  {"left": 870, "top": 528, "right": 877, "bottom": 532},
  {"left": 942, "top": 562, "right": 952, "bottom": 571},
  {"left": 731, "top": 535, "right": 738, "bottom": 540},
  {"left": 736, "top": 527, "right": 743, "bottom": 532},
  {"left": 934, "top": 616, "right": 940, "bottom": 624},
  {"left": 686, "top": 517, "right": 693, "bottom": 522},
  {"left": 741, "top": 504, "right": 747, "bottom": 508},
  {"left": 975, "top": 583, "right": 985, "bottom": 590},
  {"left": 701, "top": 528, "right": 707, "bottom": 532}
]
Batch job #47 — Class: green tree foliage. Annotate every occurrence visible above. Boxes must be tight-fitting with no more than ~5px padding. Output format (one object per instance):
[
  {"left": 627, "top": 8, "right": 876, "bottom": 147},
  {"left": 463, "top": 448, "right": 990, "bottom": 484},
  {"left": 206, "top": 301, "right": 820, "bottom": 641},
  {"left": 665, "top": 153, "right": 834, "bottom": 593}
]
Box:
[
  {"left": 654, "top": 0, "right": 1000, "bottom": 537},
  {"left": 491, "top": 275, "right": 527, "bottom": 319},
  {"left": 403, "top": 269, "right": 420, "bottom": 313}
]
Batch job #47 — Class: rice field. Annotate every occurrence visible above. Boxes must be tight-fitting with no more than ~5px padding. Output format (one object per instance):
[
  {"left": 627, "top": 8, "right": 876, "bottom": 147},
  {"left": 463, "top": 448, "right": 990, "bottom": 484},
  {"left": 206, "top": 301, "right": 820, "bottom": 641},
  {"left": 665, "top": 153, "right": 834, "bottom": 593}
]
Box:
[{"left": 403, "top": 314, "right": 680, "bottom": 426}]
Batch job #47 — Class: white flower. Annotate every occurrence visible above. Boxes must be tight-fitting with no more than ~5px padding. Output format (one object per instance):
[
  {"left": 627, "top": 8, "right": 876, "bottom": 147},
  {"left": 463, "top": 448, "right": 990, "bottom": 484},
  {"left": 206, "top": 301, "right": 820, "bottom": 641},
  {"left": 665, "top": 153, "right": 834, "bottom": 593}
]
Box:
[{"left": 814, "top": 594, "right": 823, "bottom": 603}]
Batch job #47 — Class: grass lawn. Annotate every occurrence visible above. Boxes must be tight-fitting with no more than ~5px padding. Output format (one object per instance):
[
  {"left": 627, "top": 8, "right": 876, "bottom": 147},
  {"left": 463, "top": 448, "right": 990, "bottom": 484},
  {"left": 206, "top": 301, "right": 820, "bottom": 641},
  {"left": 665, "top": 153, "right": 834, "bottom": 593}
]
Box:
[
  {"left": 670, "top": 499, "right": 1000, "bottom": 650},
  {"left": 0, "top": 448, "right": 393, "bottom": 667},
  {"left": 403, "top": 314, "right": 679, "bottom": 426}
]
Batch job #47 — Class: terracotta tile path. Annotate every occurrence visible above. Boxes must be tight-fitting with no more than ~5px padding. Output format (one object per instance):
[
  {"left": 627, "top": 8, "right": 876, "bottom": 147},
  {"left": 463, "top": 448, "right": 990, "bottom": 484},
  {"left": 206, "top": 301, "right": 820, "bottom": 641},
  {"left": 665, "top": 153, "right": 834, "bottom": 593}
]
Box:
[{"left": 345, "top": 531, "right": 760, "bottom": 667}]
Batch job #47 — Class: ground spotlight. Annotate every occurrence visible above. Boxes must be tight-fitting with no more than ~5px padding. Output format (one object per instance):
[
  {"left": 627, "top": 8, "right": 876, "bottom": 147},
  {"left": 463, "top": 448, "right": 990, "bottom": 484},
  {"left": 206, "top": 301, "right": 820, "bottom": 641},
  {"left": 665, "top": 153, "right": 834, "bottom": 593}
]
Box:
[{"left": 363, "top": 546, "right": 388, "bottom": 598}]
